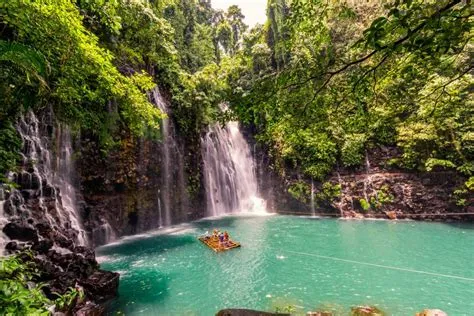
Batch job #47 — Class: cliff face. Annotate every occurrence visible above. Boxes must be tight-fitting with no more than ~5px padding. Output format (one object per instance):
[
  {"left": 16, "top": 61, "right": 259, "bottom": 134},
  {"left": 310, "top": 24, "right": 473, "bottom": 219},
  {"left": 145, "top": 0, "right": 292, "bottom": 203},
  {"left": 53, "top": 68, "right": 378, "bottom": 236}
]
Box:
[
  {"left": 77, "top": 90, "right": 206, "bottom": 246},
  {"left": 0, "top": 103, "right": 206, "bottom": 308},
  {"left": 0, "top": 109, "right": 119, "bottom": 309},
  {"left": 77, "top": 127, "right": 206, "bottom": 246},
  {"left": 331, "top": 147, "right": 473, "bottom": 220},
  {"left": 251, "top": 139, "right": 473, "bottom": 220}
]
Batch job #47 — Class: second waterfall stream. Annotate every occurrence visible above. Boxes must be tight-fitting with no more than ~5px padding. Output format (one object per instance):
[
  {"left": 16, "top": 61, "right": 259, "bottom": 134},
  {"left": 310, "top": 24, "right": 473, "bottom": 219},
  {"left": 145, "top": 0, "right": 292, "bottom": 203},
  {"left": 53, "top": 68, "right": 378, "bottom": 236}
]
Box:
[{"left": 201, "top": 120, "right": 267, "bottom": 216}]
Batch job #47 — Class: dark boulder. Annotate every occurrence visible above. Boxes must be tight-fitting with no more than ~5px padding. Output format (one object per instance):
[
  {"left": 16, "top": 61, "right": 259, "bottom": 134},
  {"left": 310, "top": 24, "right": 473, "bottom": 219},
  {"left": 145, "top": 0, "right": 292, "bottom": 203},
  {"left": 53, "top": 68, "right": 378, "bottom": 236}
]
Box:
[
  {"left": 54, "top": 232, "right": 74, "bottom": 249},
  {"left": 5, "top": 241, "right": 26, "bottom": 253},
  {"left": 33, "top": 257, "right": 62, "bottom": 280},
  {"left": 3, "top": 221, "right": 38, "bottom": 242},
  {"left": 43, "top": 273, "right": 78, "bottom": 300},
  {"left": 32, "top": 239, "right": 54, "bottom": 253},
  {"left": 74, "top": 302, "right": 105, "bottom": 316},
  {"left": 36, "top": 222, "right": 53, "bottom": 239},
  {"left": 80, "top": 270, "right": 120, "bottom": 302}
]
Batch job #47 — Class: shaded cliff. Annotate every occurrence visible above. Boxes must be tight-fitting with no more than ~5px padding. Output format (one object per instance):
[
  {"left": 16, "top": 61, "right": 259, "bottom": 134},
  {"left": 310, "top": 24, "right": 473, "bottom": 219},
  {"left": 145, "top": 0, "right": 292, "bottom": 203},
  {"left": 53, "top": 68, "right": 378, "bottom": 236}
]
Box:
[{"left": 77, "top": 89, "right": 206, "bottom": 246}]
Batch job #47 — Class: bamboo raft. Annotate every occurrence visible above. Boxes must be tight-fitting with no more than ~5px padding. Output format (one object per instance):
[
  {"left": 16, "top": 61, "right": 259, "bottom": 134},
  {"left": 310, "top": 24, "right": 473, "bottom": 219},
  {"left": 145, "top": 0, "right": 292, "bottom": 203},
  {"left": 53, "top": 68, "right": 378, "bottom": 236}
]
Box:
[{"left": 198, "top": 235, "right": 241, "bottom": 252}]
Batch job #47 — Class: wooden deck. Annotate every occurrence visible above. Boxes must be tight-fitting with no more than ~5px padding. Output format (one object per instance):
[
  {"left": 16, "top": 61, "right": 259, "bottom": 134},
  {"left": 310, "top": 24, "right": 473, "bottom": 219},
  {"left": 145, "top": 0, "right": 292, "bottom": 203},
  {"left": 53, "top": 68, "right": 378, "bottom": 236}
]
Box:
[{"left": 198, "top": 236, "right": 241, "bottom": 252}]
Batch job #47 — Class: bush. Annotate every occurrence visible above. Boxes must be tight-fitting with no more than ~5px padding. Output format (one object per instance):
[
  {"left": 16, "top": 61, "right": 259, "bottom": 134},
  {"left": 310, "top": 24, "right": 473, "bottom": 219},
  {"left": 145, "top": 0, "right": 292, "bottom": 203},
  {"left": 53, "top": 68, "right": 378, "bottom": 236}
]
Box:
[
  {"left": 288, "top": 180, "right": 311, "bottom": 203},
  {"left": 0, "top": 254, "right": 52, "bottom": 315},
  {"left": 359, "top": 198, "right": 371, "bottom": 212},
  {"left": 316, "top": 182, "right": 342, "bottom": 204},
  {"left": 341, "top": 134, "right": 366, "bottom": 167},
  {"left": 0, "top": 253, "right": 83, "bottom": 315}
]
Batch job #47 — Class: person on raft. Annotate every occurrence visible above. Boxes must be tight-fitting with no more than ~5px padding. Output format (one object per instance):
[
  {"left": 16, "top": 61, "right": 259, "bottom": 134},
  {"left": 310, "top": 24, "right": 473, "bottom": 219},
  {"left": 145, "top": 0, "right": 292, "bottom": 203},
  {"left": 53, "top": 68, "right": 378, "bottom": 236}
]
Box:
[{"left": 218, "top": 231, "right": 224, "bottom": 245}]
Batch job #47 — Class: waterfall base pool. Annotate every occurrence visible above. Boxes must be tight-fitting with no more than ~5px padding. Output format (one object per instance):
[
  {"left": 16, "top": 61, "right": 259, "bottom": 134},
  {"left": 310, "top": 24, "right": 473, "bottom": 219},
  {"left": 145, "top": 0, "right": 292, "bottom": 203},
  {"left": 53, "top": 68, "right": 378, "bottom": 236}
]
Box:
[{"left": 96, "top": 215, "right": 474, "bottom": 315}]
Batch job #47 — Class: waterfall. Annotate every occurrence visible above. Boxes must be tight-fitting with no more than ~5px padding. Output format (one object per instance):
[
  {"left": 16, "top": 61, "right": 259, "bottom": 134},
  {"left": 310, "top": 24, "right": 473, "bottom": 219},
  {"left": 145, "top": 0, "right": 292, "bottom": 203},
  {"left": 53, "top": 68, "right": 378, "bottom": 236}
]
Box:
[
  {"left": 15, "top": 111, "right": 87, "bottom": 246},
  {"left": 363, "top": 150, "right": 374, "bottom": 203},
  {"left": 150, "top": 88, "right": 171, "bottom": 226},
  {"left": 54, "top": 125, "right": 87, "bottom": 245},
  {"left": 92, "top": 222, "right": 116, "bottom": 246},
  {"left": 310, "top": 179, "right": 316, "bottom": 216},
  {"left": 149, "top": 87, "right": 189, "bottom": 226},
  {"left": 201, "top": 120, "right": 267, "bottom": 216},
  {"left": 0, "top": 186, "right": 7, "bottom": 255}
]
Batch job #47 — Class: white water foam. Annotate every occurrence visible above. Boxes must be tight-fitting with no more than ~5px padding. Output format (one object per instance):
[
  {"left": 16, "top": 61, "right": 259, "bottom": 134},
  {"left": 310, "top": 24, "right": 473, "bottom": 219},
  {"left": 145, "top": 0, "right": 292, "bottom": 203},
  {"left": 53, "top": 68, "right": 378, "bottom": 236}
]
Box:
[{"left": 201, "top": 118, "right": 267, "bottom": 216}]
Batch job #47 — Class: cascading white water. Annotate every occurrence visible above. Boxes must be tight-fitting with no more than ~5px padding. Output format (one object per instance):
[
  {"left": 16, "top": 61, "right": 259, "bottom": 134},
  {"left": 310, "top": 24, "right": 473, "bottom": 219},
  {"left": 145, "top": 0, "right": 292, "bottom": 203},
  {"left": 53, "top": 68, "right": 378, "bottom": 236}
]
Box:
[
  {"left": 310, "top": 179, "right": 316, "bottom": 216},
  {"left": 0, "top": 186, "right": 7, "bottom": 255},
  {"left": 201, "top": 120, "right": 267, "bottom": 216},
  {"left": 149, "top": 88, "right": 172, "bottom": 226},
  {"left": 363, "top": 150, "right": 374, "bottom": 203},
  {"left": 54, "top": 125, "right": 87, "bottom": 245},
  {"left": 16, "top": 111, "right": 86, "bottom": 245}
]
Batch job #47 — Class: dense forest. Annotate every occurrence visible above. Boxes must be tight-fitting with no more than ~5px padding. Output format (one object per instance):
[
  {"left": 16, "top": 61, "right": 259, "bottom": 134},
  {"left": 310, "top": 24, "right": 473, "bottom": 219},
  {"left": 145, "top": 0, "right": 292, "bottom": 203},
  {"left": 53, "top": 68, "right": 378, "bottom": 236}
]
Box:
[
  {"left": 1, "top": 0, "right": 472, "bottom": 194},
  {"left": 0, "top": 0, "right": 473, "bottom": 314}
]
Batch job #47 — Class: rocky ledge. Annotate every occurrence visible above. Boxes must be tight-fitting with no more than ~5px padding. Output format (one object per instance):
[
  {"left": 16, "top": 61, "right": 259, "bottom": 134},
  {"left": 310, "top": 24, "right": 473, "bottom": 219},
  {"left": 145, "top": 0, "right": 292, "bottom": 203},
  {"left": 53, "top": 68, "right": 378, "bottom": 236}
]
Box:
[
  {"left": 4, "top": 223, "right": 119, "bottom": 314},
  {"left": 0, "top": 110, "right": 119, "bottom": 314},
  {"left": 2, "top": 186, "right": 119, "bottom": 314}
]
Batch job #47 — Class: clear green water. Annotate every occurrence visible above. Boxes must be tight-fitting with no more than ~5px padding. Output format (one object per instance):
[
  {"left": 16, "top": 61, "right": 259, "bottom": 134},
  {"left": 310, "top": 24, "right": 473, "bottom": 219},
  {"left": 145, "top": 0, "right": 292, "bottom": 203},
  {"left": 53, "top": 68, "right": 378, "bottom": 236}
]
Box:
[{"left": 96, "top": 215, "right": 474, "bottom": 315}]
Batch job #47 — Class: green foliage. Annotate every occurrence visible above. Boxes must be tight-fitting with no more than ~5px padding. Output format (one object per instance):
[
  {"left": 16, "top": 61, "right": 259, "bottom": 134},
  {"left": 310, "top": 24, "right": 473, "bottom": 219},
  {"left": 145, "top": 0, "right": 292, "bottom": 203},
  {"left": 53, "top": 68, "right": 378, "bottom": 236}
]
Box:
[
  {"left": 425, "top": 158, "right": 456, "bottom": 172},
  {"left": 224, "top": 0, "right": 472, "bottom": 185},
  {"left": 359, "top": 198, "right": 371, "bottom": 212},
  {"left": 370, "top": 185, "right": 395, "bottom": 209},
  {"left": 1, "top": 0, "right": 163, "bottom": 141},
  {"left": 453, "top": 176, "right": 474, "bottom": 207},
  {"left": 274, "top": 304, "right": 296, "bottom": 313},
  {"left": 164, "top": 0, "right": 217, "bottom": 72},
  {"left": 0, "top": 122, "right": 21, "bottom": 180},
  {"left": 0, "top": 254, "right": 51, "bottom": 315},
  {"left": 0, "top": 40, "right": 48, "bottom": 85},
  {"left": 53, "top": 287, "right": 84, "bottom": 313},
  {"left": 288, "top": 180, "right": 311, "bottom": 203},
  {"left": 341, "top": 134, "right": 367, "bottom": 167},
  {"left": 0, "top": 254, "right": 87, "bottom": 315},
  {"left": 316, "top": 182, "right": 342, "bottom": 203},
  {"left": 466, "top": 177, "right": 474, "bottom": 191},
  {"left": 360, "top": 185, "right": 394, "bottom": 211}
]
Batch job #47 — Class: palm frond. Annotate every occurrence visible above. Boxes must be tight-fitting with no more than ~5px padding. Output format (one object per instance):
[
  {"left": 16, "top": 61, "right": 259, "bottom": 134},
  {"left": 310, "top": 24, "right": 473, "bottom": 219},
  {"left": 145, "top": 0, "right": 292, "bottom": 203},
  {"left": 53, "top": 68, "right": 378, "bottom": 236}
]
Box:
[{"left": 0, "top": 40, "right": 49, "bottom": 85}]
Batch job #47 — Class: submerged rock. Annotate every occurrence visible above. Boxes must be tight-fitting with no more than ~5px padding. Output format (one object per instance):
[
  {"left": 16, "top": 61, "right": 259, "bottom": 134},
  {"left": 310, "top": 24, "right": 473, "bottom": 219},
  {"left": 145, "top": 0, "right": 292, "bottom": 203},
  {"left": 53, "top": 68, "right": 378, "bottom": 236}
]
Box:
[
  {"left": 384, "top": 211, "right": 397, "bottom": 220},
  {"left": 307, "top": 311, "right": 333, "bottom": 316},
  {"left": 216, "top": 309, "right": 290, "bottom": 316},
  {"left": 351, "top": 306, "right": 385, "bottom": 316},
  {"left": 416, "top": 309, "right": 447, "bottom": 316}
]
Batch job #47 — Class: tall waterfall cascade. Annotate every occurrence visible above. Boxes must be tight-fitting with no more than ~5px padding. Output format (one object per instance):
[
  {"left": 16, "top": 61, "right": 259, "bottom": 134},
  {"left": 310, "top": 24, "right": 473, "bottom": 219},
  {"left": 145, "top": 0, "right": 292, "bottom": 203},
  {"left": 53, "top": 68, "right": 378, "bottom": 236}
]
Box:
[
  {"left": 14, "top": 111, "right": 87, "bottom": 245},
  {"left": 149, "top": 87, "right": 188, "bottom": 226},
  {"left": 201, "top": 120, "right": 267, "bottom": 216}
]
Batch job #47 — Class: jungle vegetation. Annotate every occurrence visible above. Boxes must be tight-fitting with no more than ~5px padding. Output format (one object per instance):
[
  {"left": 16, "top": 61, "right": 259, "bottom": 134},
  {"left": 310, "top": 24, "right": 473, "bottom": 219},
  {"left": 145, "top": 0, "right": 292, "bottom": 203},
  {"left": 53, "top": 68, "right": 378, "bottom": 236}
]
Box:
[
  {"left": 0, "top": 0, "right": 472, "bottom": 190},
  {"left": 0, "top": 0, "right": 472, "bottom": 313}
]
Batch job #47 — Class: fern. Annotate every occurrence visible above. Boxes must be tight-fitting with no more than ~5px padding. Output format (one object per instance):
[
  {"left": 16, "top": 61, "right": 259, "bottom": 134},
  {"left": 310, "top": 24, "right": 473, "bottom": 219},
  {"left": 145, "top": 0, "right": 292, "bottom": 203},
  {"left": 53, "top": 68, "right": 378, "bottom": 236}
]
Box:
[{"left": 0, "top": 40, "right": 48, "bottom": 86}]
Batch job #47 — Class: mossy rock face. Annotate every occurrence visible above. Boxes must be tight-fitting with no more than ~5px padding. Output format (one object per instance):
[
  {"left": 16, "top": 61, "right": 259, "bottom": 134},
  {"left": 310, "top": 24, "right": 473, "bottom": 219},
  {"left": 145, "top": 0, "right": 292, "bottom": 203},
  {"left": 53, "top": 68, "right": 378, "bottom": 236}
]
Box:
[{"left": 351, "top": 306, "right": 385, "bottom": 316}]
